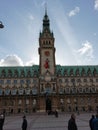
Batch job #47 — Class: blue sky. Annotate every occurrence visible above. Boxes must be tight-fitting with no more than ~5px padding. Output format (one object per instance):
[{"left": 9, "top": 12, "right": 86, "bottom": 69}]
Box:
[{"left": 0, "top": 0, "right": 98, "bottom": 66}]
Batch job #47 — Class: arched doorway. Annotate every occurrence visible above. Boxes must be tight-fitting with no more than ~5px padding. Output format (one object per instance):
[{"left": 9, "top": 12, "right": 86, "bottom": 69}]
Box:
[{"left": 46, "top": 98, "right": 52, "bottom": 112}]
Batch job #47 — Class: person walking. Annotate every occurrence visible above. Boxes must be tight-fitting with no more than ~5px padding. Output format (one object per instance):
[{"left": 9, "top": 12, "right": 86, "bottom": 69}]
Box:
[
  {"left": 68, "top": 113, "right": 78, "bottom": 130},
  {"left": 0, "top": 114, "right": 5, "bottom": 130},
  {"left": 54, "top": 110, "right": 58, "bottom": 118},
  {"left": 92, "top": 114, "right": 98, "bottom": 130},
  {"left": 89, "top": 115, "right": 95, "bottom": 130},
  {"left": 0, "top": 115, "right": 2, "bottom": 130},
  {"left": 22, "top": 116, "right": 27, "bottom": 130}
]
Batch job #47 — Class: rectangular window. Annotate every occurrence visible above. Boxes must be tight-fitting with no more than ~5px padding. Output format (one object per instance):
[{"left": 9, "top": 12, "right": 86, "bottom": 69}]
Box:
[
  {"left": 84, "top": 79, "right": 87, "bottom": 82},
  {"left": 65, "top": 79, "right": 68, "bottom": 83},
  {"left": 66, "top": 88, "right": 70, "bottom": 93},
  {"left": 18, "top": 89, "right": 24, "bottom": 95},
  {"left": 25, "top": 89, "right": 30, "bottom": 95},
  {"left": 33, "top": 79, "right": 37, "bottom": 84},
  {"left": 78, "top": 88, "right": 83, "bottom": 93},
  {"left": 0, "top": 80, "right": 4, "bottom": 85},
  {"left": 5, "top": 89, "right": 10, "bottom": 95},
  {"left": 13, "top": 80, "right": 17, "bottom": 84},
  {"left": 59, "top": 88, "right": 64, "bottom": 94},
  {"left": 77, "top": 79, "right": 81, "bottom": 83},
  {"left": 20, "top": 80, "right": 24, "bottom": 84},
  {"left": 85, "top": 88, "right": 90, "bottom": 93},
  {"left": 90, "top": 79, "right": 93, "bottom": 82},
  {"left": 6, "top": 80, "right": 11, "bottom": 84},
  {"left": 11, "top": 89, "right": 17, "bottom": 95},
  {"left": 26, "top": 80, "right": 31, "bottom": 84},
  {"left": 72, "top": 88, "right": 77, "bottom": 94}
]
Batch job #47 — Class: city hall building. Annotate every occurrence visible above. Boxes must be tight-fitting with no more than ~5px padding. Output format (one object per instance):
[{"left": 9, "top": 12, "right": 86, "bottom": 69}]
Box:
[{"left": 0, "top": 11, "right": 98, "bottom": 114}]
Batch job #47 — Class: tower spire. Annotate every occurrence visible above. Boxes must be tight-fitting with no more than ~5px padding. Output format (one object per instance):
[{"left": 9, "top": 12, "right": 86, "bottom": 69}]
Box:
[
  {"left": 45, "top": 2, "right": 47, "bottom": 16},
  {"left": 43, "top": 4, "right": 50, "bottom": 32}
]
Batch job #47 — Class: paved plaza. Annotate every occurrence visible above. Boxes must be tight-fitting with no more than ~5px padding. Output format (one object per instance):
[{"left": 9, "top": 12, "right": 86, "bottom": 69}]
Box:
[{"left": 3, "top": 112, "right": 94, "bottom": 130}]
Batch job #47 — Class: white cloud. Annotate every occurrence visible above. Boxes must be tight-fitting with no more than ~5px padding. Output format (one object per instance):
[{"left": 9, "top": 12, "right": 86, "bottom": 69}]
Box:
[
  {"left": 94, "top": 0, "right": 98, "bottom": 10},
  {"left": 0, "top": 55, "right": 24, "bottom": 66},
  {"left": 75, "top": 41, "right": 94, "bottom": 64},
  {"left": 0, "top": 55, "right": 35, "bottom": 66},
  {"left": 77, "top": 41, "right": 93, "bottom": 56},
  {"left": 68, "top": 7, "right": 80, "bottom": 17},
  {"left": 25, "top": 60, "right": 35, "bottom": 66}
]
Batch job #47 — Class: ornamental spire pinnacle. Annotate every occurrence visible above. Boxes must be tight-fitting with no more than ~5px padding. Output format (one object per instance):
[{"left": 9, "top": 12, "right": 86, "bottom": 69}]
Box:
[{"left": 43, "top": 5, "right": 50, "bottom": 32}]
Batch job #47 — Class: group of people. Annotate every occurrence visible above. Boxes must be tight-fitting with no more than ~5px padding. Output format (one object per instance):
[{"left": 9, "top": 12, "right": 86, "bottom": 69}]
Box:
[
  {"left": 68, "top": 113, "right": 98, "bottom": 130},
  {"left": 0, "top": 113, "right": 27, "bottom": 130},
  {"left": 89, "top": 114, "right": 98, "bottom": 130},
  {"left": 1, "top": 112, "right": 98, "bottom": 130}
]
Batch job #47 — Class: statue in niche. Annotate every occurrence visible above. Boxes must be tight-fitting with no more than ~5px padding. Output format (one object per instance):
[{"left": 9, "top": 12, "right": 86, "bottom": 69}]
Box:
[
  {"left": 60, "top": 99, "right": 64, "bottom": 112},
  {"left": 33, "top": 99, "right": 37, "bottom": 112},
  {"left": 60, "top": 98, "right": 64, "bottom": 105},
  {"left": 41, "top": 86, "right": 44, "bottom": 92},
  {"left": 53, "top": 86, "right": 55, "bottom": 92},
  {"left": 44, "top": 59, "right": 49, "bottom": 69}
]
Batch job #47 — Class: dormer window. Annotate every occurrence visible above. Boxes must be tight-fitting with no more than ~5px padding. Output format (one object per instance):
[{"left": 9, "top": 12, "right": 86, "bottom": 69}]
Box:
[
  {"left": 81, "top": 68, "right": 86, "bottom": 76},
  {"left": 93, "top": 68, "right": 97, "bottom": 76},
  {"left": 20, "top": 70, "right": 25, "bottom": 77},
  {"left": 64, "top": 69, "right": 68, "bottom": 76},
  {"left": 1, "top": 69, "right": 6, "bottom": 77},
  {"left": 76, "top": 69, "right": 79, "bottom": 76},
  {"left": 87, "top": 68, "right": 92, "bottom": 76},
  {"left": 70, "top": 69, "right": 74, "bottom": 76},
  {"left": 8, "top": 69, "right": 12, "bottom": 77}
]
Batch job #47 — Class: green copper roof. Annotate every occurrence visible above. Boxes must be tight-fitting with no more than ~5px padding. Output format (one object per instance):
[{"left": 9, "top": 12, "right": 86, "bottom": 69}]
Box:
[
  {"left": 0, "top": 65, "right": 39, "bottom": 77},
  {"left": 0, "top": 65, "right": 98, "bottom": 77},
  {"left": 56, "top": 65, "right": 98, "bottom": 76}
]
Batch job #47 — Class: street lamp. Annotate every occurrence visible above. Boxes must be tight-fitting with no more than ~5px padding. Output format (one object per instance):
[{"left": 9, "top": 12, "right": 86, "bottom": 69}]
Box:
[{"left": 0, "top": 21, "right": 4, "bottom": 28}]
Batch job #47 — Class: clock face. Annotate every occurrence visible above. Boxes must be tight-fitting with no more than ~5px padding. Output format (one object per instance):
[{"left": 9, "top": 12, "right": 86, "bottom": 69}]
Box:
[{"left": 44, "top": 51, "right": 50, "bottom": 56}]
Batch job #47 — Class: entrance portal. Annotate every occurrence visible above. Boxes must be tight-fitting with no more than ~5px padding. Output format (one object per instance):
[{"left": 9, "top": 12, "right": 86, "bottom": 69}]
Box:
[{"left": 46, "top": 98, "right": 52, "bottom": 112}]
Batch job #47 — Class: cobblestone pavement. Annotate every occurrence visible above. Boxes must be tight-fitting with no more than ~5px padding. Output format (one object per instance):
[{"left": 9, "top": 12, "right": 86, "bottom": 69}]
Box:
[{"left": 3, "top": 112, "right": 94, "bottom": 130}]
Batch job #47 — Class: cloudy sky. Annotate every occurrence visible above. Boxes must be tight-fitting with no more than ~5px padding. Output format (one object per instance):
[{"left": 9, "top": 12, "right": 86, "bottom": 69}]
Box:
[{"left": 0, "top": 0, "right": 98, "bottom": 66}]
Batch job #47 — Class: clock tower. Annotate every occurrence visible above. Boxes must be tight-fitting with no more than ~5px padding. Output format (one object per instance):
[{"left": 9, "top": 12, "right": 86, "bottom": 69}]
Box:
[{"left": 39, "top": 10, "right": 56, "bottom": 76}]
